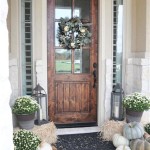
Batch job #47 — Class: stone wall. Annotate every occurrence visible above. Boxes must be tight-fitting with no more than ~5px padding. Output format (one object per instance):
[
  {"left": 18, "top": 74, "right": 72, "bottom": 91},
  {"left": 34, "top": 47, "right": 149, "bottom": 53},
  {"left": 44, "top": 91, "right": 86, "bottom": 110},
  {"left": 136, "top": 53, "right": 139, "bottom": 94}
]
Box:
[
  {"left": 36, "top": 60, "right": 47, "bottom": 120},
  {"left": 10, "top": 57, "right": 150, "bottom": 125},
  {"left": 104, "top": 59, "right": 113, "bottom": 121},
  {"left": 9, "top": 58, "right": 19, "bottom": 106},
  {"left": 126, "top": 58, "right": 150, "bottom": 123},
  {"left": 9, "top": 58, "right": 19, "bottom": 127},
  {"left": 9, "top": 59, "right": 48, "bottom": 125}
]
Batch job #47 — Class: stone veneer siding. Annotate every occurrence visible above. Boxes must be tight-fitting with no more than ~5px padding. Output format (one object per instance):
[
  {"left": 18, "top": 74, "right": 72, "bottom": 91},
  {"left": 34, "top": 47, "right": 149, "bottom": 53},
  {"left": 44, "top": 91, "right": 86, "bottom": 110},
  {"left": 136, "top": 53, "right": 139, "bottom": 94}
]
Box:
[
  {"left": 104, "top": 59, "right": 112, "bottom": 121},
  {"left": 9, "top": 59, "right": 48, "bottom": 126},
  {"left": 126, "top": 58, "right": 150, "bottom": 123},
  {"left": 36, "top": 60, "right": 47, "bottom": 120},
  {"left": 9, "top": 59, "right": 19, "bottom": 106},
  {"left": 9, "top": 59, "right": 19, "bottom": 127},
  {"left": 10, "top": 57, "right": 150, "bottom": 125}
]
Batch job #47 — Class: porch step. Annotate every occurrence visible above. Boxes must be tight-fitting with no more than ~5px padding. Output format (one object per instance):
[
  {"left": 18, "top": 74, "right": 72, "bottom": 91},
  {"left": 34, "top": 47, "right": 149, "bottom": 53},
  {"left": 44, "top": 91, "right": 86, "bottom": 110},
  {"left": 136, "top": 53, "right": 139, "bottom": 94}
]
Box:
[{"left": 56, "top": 126, "right": 100, "bottom": 135}]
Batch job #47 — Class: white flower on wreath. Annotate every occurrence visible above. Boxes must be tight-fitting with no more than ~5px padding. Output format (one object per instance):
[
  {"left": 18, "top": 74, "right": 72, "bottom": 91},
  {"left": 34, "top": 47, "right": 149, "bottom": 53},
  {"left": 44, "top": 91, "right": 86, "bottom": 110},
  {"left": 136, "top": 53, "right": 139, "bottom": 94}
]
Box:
[
  {"left": 64, "top": 26, "right": 69, "bottom": 32},
  {"left": 71, "top": 42, "right": 75, "bottom": 48},
  {"left": 80, "top": 28, "right": 86, "bottom": 33}
]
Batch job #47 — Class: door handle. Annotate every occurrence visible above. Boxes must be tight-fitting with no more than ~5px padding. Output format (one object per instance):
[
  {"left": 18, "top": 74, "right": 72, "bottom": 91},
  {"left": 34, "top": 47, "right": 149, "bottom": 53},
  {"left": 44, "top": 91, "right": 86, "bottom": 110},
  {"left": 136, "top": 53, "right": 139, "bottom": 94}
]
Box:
[{"left": 93, "top": 63, "right": 97, "bottom": 88}]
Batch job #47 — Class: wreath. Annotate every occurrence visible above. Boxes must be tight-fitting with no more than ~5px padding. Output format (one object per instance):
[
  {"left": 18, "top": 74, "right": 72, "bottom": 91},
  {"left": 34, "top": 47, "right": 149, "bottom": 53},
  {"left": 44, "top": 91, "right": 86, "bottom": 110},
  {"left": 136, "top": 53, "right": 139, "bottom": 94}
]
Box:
[{"left": 57, "top": 17, "right": 92, "bottom": 49}]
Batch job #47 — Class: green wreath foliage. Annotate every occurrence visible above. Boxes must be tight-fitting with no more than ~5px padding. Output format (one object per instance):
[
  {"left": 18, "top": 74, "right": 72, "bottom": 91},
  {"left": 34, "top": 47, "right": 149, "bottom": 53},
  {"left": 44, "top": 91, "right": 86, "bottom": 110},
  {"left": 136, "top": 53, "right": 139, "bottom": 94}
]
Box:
[{"left": 57, "top": 17, "right": 92, "bottom": 49}]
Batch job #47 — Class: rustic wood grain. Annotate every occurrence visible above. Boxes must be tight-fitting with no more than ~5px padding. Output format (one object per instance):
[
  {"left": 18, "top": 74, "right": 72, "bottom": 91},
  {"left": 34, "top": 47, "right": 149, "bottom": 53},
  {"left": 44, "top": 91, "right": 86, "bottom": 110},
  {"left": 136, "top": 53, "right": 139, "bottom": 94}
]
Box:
[{"left": 47, "top": 0, "right": 98, "bottom": 125}]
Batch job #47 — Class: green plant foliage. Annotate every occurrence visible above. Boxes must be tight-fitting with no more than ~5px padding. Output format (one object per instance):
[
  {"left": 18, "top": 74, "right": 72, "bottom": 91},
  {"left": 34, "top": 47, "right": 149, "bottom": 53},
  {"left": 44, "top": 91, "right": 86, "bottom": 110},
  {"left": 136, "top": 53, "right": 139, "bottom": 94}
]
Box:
[
  {"left": 57, "top": 17, "right": 91, "bottom": 49},
  {"left": 145, "top": 123, "right": 150, "bottom": 134},
  {"left": 12, "top": 96, "right": 40, "bottom": 115},
  {"left": 123, "top": 92, "right": 150, "bottom": 111},
  {"left": 13, "top": 130, "right": 41, "bottom": 150}
]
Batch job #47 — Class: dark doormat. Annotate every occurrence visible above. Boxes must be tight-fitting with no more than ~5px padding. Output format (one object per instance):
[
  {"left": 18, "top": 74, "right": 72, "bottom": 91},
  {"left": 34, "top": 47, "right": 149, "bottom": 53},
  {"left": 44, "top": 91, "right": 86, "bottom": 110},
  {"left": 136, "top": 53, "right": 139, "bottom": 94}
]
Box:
[{"left": 56, "top": 132, "right": 115, "bottom": 150}]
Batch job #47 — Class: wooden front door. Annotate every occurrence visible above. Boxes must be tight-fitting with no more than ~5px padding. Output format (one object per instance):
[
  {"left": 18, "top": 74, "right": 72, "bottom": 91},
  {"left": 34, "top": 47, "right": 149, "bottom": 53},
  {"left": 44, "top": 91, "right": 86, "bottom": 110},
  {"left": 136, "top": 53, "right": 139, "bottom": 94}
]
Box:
[{"left": 47, "top": 0, "right": 98, "bottom": 126}]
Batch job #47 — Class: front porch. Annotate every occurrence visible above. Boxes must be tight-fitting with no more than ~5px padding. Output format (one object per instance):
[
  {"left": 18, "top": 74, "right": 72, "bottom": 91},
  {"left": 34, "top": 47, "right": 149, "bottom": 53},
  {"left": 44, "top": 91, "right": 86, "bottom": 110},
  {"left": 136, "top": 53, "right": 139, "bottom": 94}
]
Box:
[{"left": 1, "top": 0, "right": 150, "bottom": 149}]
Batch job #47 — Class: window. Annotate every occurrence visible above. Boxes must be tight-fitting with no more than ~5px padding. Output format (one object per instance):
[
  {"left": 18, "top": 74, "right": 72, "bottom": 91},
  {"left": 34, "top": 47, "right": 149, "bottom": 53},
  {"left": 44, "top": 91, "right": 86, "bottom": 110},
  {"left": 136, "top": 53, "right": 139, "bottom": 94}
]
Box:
[
  {"left": 55, "top": 0, "right": 91, "bottom": 74},
  {"left": 21, "top": 0, "right": 33, "bottom": 95},
  {"left": 113, "top": 0, "right": 123, "bottom": 87}
]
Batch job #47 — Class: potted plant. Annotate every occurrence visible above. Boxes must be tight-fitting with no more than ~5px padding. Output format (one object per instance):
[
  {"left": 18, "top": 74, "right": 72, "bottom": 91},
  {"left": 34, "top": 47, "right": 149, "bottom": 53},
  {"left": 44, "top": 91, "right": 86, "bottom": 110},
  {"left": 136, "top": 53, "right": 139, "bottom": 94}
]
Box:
[
  {"left": 123, "top": 92, "right": 150, "bottom": 122},
  {"left": 12, "top": 96, "right": 40, "bottom": 129},
  {"left": 13, "top": 130, "right": 41, "bottom": 150}
]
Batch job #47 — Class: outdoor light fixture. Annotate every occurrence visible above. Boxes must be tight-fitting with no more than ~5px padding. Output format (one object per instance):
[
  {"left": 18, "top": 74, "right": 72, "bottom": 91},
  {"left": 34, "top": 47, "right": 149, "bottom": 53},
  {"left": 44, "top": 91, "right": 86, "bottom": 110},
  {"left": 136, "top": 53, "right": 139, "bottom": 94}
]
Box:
[
  {"left": 111, "top": 83, "right": 124, "bottom": 121},
  {"left": 32, "top": 84, "right": 49, "bottom": 125}
]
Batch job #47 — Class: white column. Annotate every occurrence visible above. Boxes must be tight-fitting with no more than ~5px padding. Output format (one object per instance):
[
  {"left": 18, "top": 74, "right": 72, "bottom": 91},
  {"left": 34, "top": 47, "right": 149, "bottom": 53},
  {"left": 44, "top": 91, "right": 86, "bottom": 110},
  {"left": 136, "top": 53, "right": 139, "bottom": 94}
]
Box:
[{"left": 0, "top": 0, "right": 14, "bottom": 149}]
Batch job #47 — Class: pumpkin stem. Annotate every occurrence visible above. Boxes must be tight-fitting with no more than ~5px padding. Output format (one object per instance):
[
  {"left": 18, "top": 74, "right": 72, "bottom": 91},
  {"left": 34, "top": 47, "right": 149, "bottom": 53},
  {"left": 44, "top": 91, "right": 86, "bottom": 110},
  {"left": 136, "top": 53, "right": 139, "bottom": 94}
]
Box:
[
  {"left": 129, "top": 122, "right": 135, "bottom": 128},
  {"left": 129, "top": 123, "right": 133, "bottom": 128}
]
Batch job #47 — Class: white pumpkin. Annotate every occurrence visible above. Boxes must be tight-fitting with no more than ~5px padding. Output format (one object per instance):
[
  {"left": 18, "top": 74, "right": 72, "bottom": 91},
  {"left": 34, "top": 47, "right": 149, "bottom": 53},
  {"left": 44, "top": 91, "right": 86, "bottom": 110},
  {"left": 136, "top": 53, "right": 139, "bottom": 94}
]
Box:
[
  {"left": 37, "top": 142, "right": 52, "bottom": 150},
  {"left": 113, "top": 133, "right": 129, "bottom": 148},
  {"left": 116, "top": 145, "right": 131, "bottom": 150}
]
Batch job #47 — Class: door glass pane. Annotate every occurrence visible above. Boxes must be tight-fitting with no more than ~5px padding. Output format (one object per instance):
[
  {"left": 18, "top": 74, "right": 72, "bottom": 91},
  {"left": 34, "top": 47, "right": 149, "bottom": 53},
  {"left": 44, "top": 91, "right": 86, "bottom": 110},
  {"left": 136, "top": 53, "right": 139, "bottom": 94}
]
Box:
[
  {"left": 55, "top": 49, "right": 72, "bottom": 73},
  {"left": 74, "top": 0, "right": 90, "bottom": 21},
  {"left": 55, "top": 0, "right": 72, "bottom": 19},
  {"left": 55, "top": 22, "right": 59, "bottom": 46},
  {"left": 74, "top": 49, "right": 90, "bottom": 73}
]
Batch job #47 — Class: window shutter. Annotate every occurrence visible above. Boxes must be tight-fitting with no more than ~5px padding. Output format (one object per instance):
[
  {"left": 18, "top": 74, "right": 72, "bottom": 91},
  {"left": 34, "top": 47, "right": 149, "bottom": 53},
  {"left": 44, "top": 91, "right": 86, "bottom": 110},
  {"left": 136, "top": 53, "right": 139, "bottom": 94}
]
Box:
[
  {"left": 113, "top": 0, "right": 123, "bottom": 87},
  {"left": 21, "top": 0, "right": 33, "bottom": 95}
]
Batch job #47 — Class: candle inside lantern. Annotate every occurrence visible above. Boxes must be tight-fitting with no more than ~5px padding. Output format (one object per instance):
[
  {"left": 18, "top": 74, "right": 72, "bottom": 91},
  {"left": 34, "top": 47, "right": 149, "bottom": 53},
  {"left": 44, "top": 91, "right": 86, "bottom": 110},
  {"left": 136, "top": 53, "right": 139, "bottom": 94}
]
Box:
[
  {"left": 39, "top": 108, "right": 42, "bottom": 120},
  {"left": 114, "top": 105, "right": 119, "bottom": 118}
]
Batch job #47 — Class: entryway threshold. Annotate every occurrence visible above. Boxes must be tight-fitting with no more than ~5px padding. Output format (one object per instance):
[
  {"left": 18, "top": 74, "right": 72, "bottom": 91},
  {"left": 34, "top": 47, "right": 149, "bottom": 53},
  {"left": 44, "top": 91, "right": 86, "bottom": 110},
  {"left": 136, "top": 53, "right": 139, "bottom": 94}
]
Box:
[{"left": 56, "top": 126, "right": 100, "bottom": 135}]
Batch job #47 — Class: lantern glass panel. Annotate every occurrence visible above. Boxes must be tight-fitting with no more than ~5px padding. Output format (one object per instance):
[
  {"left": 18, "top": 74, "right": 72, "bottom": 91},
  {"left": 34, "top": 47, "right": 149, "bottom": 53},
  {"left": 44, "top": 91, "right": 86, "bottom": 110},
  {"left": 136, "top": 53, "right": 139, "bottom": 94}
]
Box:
[
  {"left": 32, "top": 84, "right": 49, "bottom": 125},
  {"left": 111, "top": 83, "right": 124, "bottom": 121},
  {"left": 112, "top": 94, "right": 120, "bottom": 118}
]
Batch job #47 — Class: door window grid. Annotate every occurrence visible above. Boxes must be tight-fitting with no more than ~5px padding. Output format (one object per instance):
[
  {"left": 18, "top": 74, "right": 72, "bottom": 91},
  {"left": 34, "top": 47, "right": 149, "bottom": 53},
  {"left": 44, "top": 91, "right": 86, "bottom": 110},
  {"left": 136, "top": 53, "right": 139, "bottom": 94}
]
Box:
[
  {"left": 113, "top": 0, "right": 123, "bottom": 87},
  {"left": 21, "top": 0, "right": 33, "bottom": 95},
  {"left": 55, "top": 0, "right": 91, "bottom": 74}
]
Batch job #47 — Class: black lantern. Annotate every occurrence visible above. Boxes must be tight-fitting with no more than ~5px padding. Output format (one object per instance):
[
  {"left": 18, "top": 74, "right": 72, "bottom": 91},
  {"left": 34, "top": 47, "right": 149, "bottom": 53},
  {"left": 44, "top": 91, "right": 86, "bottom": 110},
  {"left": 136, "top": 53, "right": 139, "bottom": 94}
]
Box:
[
  {"left": 111, "top": 83, "right": 124, "bottom": 121},
  {"left": 32, "top": 84, "right": 49, "bottom": 125}
]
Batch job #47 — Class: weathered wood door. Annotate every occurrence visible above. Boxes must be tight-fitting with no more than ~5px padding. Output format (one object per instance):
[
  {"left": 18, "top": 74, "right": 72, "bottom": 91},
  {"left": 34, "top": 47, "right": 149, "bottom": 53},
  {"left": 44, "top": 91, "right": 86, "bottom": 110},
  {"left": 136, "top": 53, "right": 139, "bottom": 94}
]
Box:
[{"left": 47, "top": 0, "right": 98, "bottom": 126}]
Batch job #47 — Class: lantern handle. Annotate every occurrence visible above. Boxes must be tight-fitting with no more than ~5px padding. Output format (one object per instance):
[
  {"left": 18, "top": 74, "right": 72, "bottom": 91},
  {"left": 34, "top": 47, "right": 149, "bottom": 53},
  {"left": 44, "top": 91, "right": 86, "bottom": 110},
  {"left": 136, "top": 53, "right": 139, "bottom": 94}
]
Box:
[{"left": 113, "top": 83, "right": 124, "bottom": 93}]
